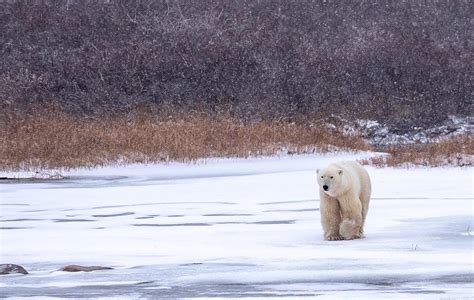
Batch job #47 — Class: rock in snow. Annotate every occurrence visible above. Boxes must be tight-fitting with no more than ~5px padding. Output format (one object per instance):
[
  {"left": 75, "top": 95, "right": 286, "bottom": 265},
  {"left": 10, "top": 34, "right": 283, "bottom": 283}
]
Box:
[
  {"left": 0, "top": 264, "right": 28, "bottom": 275},
  {"left": 59, "top": 265, "right": 113, "bottom": 272}
]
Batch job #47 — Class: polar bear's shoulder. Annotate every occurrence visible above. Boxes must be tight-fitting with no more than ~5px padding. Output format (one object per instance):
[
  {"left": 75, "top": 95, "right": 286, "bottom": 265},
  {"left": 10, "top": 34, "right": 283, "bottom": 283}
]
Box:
[{"left": 330, "top": 160, "right": 363, "bottom": 171}]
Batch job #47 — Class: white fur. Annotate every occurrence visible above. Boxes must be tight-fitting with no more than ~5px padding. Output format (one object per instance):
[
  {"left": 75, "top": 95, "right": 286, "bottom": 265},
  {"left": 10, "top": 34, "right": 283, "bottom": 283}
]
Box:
[{"left": 317, "top": 161, "right": 371, "bottom": 241}]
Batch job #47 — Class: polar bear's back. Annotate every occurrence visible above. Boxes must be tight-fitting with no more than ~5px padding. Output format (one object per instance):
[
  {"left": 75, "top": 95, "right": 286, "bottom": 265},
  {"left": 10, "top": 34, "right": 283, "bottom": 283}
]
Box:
[{"left": 335, "top": 160, "right": 371, "bottom": 196}]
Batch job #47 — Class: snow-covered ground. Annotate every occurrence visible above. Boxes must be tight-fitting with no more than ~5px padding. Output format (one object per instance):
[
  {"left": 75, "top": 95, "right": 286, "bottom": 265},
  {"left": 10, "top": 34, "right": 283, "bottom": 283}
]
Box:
[{"left": 0, "top": 153, "right": 473, "bottom": 299}]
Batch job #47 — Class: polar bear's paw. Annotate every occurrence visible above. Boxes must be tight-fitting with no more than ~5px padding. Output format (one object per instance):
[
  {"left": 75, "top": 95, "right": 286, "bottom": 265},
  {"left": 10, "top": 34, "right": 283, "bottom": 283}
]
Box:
[{"left": 325, "top": 234, "right": 344, "bottom": 241}]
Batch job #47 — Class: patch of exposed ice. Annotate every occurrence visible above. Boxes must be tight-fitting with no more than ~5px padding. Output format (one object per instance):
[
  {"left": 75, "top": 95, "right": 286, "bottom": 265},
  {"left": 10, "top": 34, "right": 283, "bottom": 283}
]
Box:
[{"left": 0, "top": 154, "right": 472, "bottom": 298}]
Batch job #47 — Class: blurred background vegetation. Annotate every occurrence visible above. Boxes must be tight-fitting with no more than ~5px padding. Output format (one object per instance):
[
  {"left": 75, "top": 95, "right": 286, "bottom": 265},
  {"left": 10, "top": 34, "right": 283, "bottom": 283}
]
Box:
[{"left": 1, "top": 0, "right": 472, "bottom": 132}]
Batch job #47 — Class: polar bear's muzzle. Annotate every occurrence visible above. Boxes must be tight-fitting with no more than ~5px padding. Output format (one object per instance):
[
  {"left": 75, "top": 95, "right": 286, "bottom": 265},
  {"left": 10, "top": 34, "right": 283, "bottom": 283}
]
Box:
[{"left": 323, "top": 185, "right": 329, "bottom": 191}]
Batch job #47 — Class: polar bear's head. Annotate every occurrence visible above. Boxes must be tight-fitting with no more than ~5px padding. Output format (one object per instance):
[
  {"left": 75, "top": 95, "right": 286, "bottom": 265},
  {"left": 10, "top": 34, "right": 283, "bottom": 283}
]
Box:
[{"left": 317, "top": 165, "right": 345, "bottom": 197}]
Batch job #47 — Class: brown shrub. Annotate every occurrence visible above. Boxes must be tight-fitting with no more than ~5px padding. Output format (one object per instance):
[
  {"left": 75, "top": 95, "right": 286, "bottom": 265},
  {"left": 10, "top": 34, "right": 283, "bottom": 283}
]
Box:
[
  {"left": 360, "top": 135, "right": 473, "bottom": 167},
  {"left": 0, "top": 110, "right": 370, "bottom": 171},
  {"left": 1, "top": 1, "right": 472, "bottom": 129}
]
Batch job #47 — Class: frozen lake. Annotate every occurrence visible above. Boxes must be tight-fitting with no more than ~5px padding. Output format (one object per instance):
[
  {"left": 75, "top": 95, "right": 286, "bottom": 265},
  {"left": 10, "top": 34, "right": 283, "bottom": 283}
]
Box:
[{"left": 1, "top": 154, "right": 473, "bottom": 299}]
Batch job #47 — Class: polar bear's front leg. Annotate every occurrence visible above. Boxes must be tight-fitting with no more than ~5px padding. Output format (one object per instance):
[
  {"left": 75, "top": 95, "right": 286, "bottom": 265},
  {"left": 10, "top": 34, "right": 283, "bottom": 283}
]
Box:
[
  {"left": 339, "top": 218, "right": 362, "bottom": 240},
  {"left": 338, "top": 196, "right": 363, "bottom": 240},
  {"left": 320, "top": 192, "right": 343, "bottom": 241}
]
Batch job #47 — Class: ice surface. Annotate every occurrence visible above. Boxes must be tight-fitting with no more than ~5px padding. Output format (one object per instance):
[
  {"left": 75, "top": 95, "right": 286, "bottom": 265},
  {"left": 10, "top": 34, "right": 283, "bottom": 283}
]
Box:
[{"left": 0, "top": 153, "right": 473, "bottom": 298}]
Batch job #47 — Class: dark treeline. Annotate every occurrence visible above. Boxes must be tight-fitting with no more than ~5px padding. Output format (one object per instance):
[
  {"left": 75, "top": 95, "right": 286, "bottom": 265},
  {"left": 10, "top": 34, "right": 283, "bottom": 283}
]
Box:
[{"left": 1, "top": 0, "right": 472, "bottom": 131}]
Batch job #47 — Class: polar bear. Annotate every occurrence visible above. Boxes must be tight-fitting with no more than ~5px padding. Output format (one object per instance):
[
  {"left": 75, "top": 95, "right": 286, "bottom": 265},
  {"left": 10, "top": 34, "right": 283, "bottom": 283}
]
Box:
[{"left": 317, "top": 160, "right": 371, "bottom": 241}]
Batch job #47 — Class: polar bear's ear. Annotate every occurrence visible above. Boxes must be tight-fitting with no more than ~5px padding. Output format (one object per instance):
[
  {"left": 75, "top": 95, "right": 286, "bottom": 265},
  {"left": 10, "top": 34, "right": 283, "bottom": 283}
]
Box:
[{"left": 338, "top": 169, "right": 343, "bottom": 175}]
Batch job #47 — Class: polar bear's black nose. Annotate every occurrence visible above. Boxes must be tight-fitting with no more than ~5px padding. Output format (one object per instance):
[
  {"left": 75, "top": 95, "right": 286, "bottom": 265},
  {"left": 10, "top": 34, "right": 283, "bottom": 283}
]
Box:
[{"left": 323, "top": 185, "right": 328, "bottom": 191}]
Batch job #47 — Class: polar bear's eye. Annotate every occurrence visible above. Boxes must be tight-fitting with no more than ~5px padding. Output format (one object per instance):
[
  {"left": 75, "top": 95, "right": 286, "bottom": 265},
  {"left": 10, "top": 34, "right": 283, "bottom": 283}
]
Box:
[
  {"left": 320, "top": 176, "right": 323, "bottom": 178},
  {"left": 330, "top": 176, "right": 334, "bottom": 179}
]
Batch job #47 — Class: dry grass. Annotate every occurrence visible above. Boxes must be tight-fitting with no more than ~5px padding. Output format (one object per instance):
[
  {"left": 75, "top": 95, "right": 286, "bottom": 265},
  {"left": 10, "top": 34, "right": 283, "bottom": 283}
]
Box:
[
  {"left": 360, "top": 135, "right": 473, "bottom": 167},
  {"left": 0, "top": 110, "right": 370, "bottom": 171}
]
